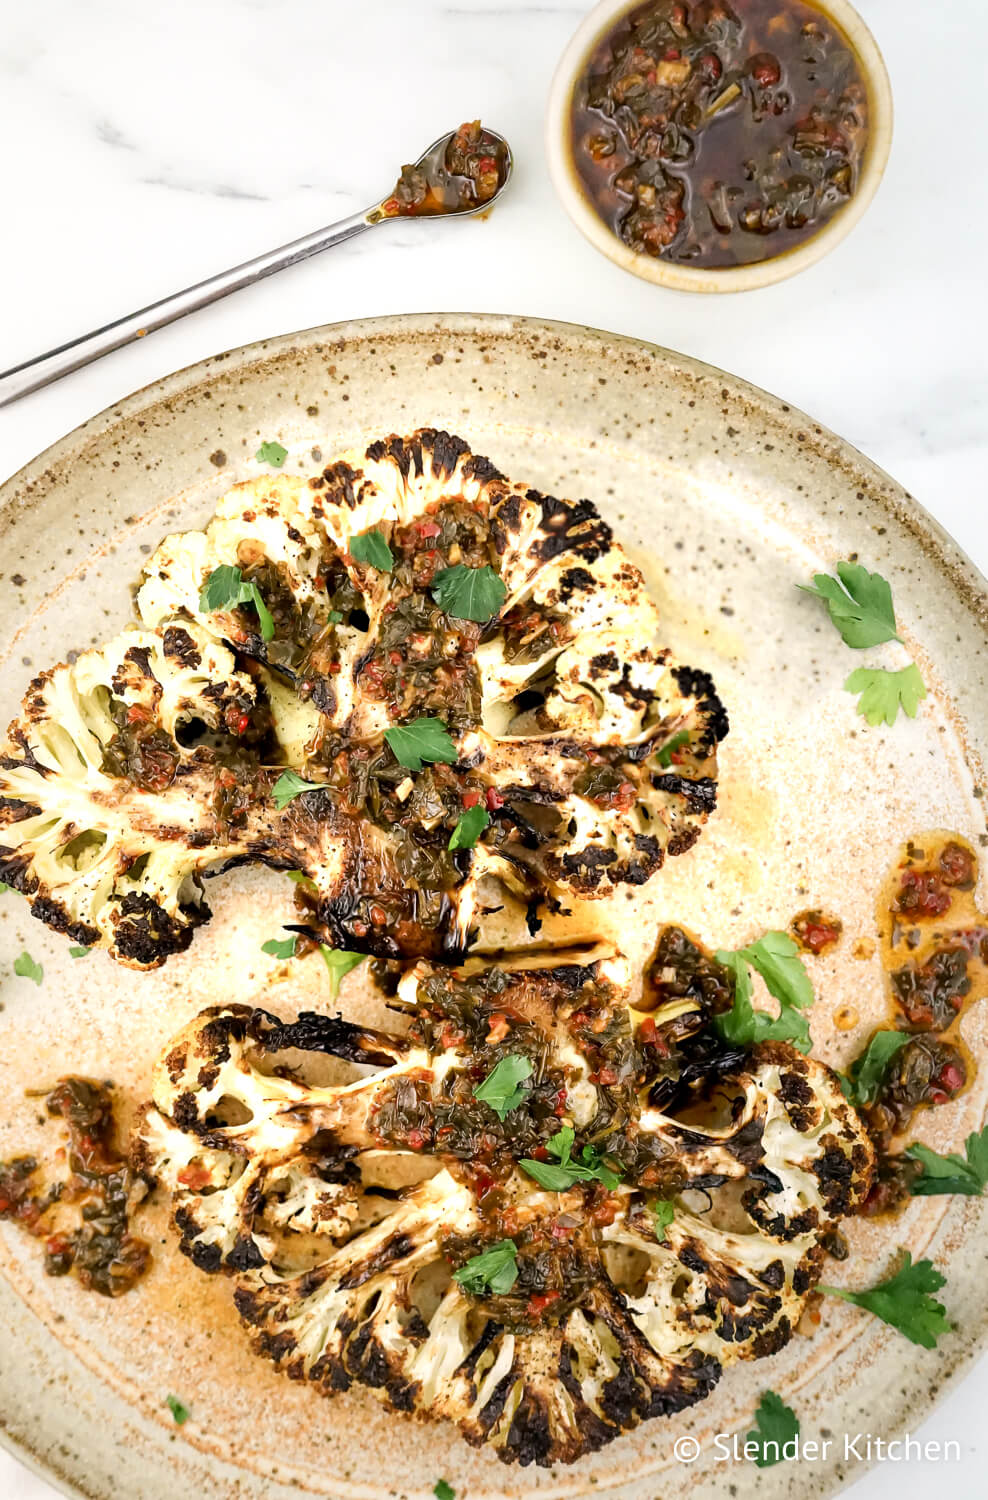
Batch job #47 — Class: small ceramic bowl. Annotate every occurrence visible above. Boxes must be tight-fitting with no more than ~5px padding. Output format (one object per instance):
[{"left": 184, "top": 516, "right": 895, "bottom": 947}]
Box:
[{"left": 545, "top": 0, "right": 893, "bottom": 293}]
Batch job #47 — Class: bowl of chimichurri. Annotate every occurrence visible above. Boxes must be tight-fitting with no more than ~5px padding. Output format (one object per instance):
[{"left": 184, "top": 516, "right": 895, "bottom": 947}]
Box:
[{"left": 546, "top": 0, "right": 892, "bottom": 291}]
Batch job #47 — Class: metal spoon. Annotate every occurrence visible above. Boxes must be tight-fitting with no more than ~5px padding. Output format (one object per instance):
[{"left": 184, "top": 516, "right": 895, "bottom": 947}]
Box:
[{"left": 0, "top": 126, "right": 513, "bottom": 408}]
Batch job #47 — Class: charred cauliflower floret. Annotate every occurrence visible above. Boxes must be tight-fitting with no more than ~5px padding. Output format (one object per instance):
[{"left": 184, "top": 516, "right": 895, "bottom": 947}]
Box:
[
  {"left": 0, "top": 622, "right": 277, "bottom": 965},
  {"left": 138, "top": 948, "right": 873, "bottom": 1466},
  {"left": 138, "top": 428, "right": 728, "bottom": 958}
]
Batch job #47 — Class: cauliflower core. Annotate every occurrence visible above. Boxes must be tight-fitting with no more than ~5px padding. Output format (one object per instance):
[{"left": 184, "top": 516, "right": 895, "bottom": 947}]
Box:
[
  {"left": 137, "top": 947, "right": 874, "bottom": 1466},
  {"left": 0, "top": 430, "right": 727, "bottom": 966}
]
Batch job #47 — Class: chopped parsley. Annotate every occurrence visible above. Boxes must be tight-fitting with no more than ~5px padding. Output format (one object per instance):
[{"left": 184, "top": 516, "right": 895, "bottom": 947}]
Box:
[
  {"left": 907, "top": 1125, "right": 988, "bottom": 1197},
  {"left": 272, "top": 769, "right": 328, "bottom": 809},
  {"left": 655, "top": 729, "right": 690, "bottom": 768},
  {"left": 319, "top": 946, "right": 365, "bottom": 999},
  {"left": 452, "top": 1238, "right": 518, "bottom": 1296},
  {"left": 800, "top": 561, "right": 900, "bottom": 648},
  {"left": 819, "top": 1253, "right": 952, "bottom": 1348},
  {"left": 165, "top": 1393, "right": 191, "bottom": 1425},
  {"left": 844, "top": 664, "right": 927, "bottom": 726},
  {"left": 448, "top": 802, "right": 490, "bottom": 851},
  {"left": 199, "top": 564, "right": 274, "bottom": 642},
  {"left": 432, "top": 563, "right": 506, "bottom": 622},
  {"left": 434, "top": 1484, "right": 455, "bottom": 1500},
  {"left": 255, "top": 440, "right": 287, "bottom": 468},
  {"left": 649, "top": 1199, "right": 675, "bottom": 1241},
  {"left": 713, "top": 932, "right": 814, "bottom": 1053},
  {"left": 0, "top": 881, "right": 10, "bottom": 893},
  {"left": 261, "top": 936, "right": 297, "bottom": 961},
  {"left": 13, "top": 951, "right": 43, "bottom": 986},
  {"left": 745, "top": 1390, "right": 800, "bottom": 1467},
  {"left": 349, "top": 528, "right": 393, "bottom": 572},
  {"left": 521, "top": 1125, "right": 622, "bottom": 1192},
  {"left": 839, "top": 1030, "right": 911, "bottom": 1108},
  {"left": 68, "top": 945, "right": 91, "bottom": 959},
  {"left": 384, "top": 716, "right": 457, "bottom": 771},
  {"left": 473, "top": 1055, "right": 533, "bottom": 1120}
]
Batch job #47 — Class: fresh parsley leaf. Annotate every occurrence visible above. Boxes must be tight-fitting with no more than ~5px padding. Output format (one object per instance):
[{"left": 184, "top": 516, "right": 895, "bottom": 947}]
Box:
[
  {"left": 713, "top": 938, "right": 813, "bottom": 1054},
  {"left": 844, "top": 664, "right": 927, "bottom": 727},
  {"left": 820, "top": 1253, "right": 952, "bottom": 1348},
  {"left": 256, "top": 440, "right": 287, "bottom": 468},
  {"left": 800, "top": 561, "right": 900, "bottom": 649},
  {"left": 655, "top": 729, "right": 690, "bottom": 768},
  {"left": 349, "top": 529, "right": 393, "bottom": 572},
  {"left": 434, "top": 1483, "right": 455, "bottom": 1500},
  {"left": 742, "top": 931, "right": 814, "bottom": 1012},
  {"left": 68, "top": 945, "right": 91, "bottom": 958},
  {"left": 261, "top": 936, "right": 297, "bottom": 961},
  {"left": 649, "top": 1199, "right": 675, "bottom": 1241},
  {"left": 432, "top": 563, "right": 507, "bottom": 622},
  {"left": 165, "top": 1394, "right": 190, "bottom": 1425},
  {"left": 521, "top": 1126, "right": 622, "bottom": 1191},
  {"left": 272, "top": 769, "right": 328, "bottom": 810},
  {"left": 841, "top": 1030, "right": 911, "bottom": 1108},
  {"left": 453, "top": 1238, "right": 518, "bottom": 1296},
  {"left": 0, "top": 881, "right": 10, "bottom": 893},
  {"left": 745, "top": 1390, "right": 800, "bottom": 1468},
  {"left": 907, "top": 1125, "right": 988, "bottom": 1197},
  {"left": 473, "top": 1055, "right": 533, "bottom": 1120},
  {"left": 449, "top": 802, "right": 490, "bottom": 851},
  {"left": 198, "top": 564, "right": 275, "bottom": 642},
  {"left": 319, "top": 946, "right": 365, "bottom": 999},
  {"left": 13, "top": 951, "right": 42, "bottom": 986},
  {"left": 286, "top": 870, "right": 315, "bottom": 887},
  {"left": 384, "top": 716, "right": 457, "bottom": 771}
]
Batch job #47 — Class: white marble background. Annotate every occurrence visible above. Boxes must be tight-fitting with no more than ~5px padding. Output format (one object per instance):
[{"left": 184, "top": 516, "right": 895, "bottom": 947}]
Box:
[{"left": 0, "top": 0, "right": 985, "bottom": 1495}]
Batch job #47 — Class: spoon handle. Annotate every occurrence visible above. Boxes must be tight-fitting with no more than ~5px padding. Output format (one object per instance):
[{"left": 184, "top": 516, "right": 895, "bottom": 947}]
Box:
[{"left": 0, "top": 207, "right": 375, "bottom": 407}]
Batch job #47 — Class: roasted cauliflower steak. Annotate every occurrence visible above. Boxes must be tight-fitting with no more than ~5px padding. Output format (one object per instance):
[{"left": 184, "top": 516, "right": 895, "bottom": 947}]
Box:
[
  {"left": 137, "top": 946, "right": 874, "bottom": 1466},
  {"left": 0, "top": 430, "right": 728, "bottom": 967}
]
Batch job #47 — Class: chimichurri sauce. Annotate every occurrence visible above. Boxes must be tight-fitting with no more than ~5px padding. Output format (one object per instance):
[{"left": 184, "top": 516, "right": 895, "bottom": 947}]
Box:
[
  {"left": 570, "top": 0, "right": 869, "bottom": 268},
  {"left": 381, "top": 121, "right": 509, "bottom": 218}
]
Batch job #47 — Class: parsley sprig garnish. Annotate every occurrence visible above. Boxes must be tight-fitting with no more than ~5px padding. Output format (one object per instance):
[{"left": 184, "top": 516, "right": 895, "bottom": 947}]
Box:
[
  {"left": 820, "top": 1252, "right": 952, "bottom": 1347},
  {"left": 744, "top": 1390, "right": 800, "bottom": 1467},
  {"left": 384, "top": 716, "right": 457, "bottom": 771},
  {"left": 319, "top": 946, "right": 365, "bottom": 998},
  {"left": 800, "top": 560, "right": 926, "bottom": 726},
  {"left": 713, "top": 931, "right": 814, "bottom": 1053},
  {"left": 199, "top": 564, "right": 275, "bottom": 642},
  {"left": 838, "top": 1030, "right": 910, "bottom": 1107},
  {"left": 521, "top": 1125, "right": 622, "bottom": 1191},
  {"left": 844, "top": 664, "right": 927, "bottom": 726},
  {"left": 349, "top": 528, "right": 393, "bottom": 572},
  {"left": 255, "top": 440, "right": 287, "bottom": 468},
  {"left": 272, "top": 769, "right": 328, "bottom": 809},
  {"left": 449, "top": 802, "right": 490, "bottom": 850},
  {"left": 473, "top": 1055, "right": 532, "bottom": 1120},
  {"left": 452, "top": 1238, "right": 518, "bottom": 1295},
  {"left": 649, "top": 1199, "right": 675, "bottom": 1241},
  {"left": 906, "top": 1124, "right": 988, "bottom": 1197},
  {"left": 14, "top": 951, "right": 43, "bottom": 986},
  {"left": 432, "top": 563, "right": 506, "bottom": 622}
]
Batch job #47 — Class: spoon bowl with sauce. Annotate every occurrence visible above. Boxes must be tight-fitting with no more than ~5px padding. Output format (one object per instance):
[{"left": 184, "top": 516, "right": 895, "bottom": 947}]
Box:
[
  {"left": 546, "top": 0, "right": 891, "bottom": 293},
  {"left": 0, "top": 122, "right": 513, "bottom": 406}
]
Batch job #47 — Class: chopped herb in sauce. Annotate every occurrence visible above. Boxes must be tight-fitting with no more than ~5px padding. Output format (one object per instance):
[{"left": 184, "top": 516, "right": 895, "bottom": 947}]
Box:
[
  {"left": 571, "top": 0, "right": 869, "bottom": 268},
  {"left": 655, "top": 729, "right": 690, "bottom": 767},
  {"left": 382, "top": 121, "right": 510, "bottom": 218}
]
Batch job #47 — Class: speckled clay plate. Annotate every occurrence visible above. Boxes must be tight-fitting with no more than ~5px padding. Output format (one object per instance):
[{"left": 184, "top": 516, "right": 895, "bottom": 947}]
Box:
[{"left": 1, "top": 313, "right": 986, "bottom": 1500}]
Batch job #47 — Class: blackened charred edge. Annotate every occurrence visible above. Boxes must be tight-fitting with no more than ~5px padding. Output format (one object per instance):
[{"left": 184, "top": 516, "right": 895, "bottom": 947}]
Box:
[
  {"left": 27, "top": 894, "right": 100, "bottom": 947},
  {"left": 653, "top": 773, "right": 718, "bottom": 815},
  {"left": 110, "top": 890, "right": 208, "bottom": 965},
  {"left": 671, "top": 664, "right": 730, "bottom": 748},
  {"left": 526, "top": 489, "right": 612, "bottom": 565},
  {"left": 263, "top": 1009, "right": 399, "bottom": 1067},
  {"left": 162, "top": 626, "right": 202, "bottom": 668}
]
